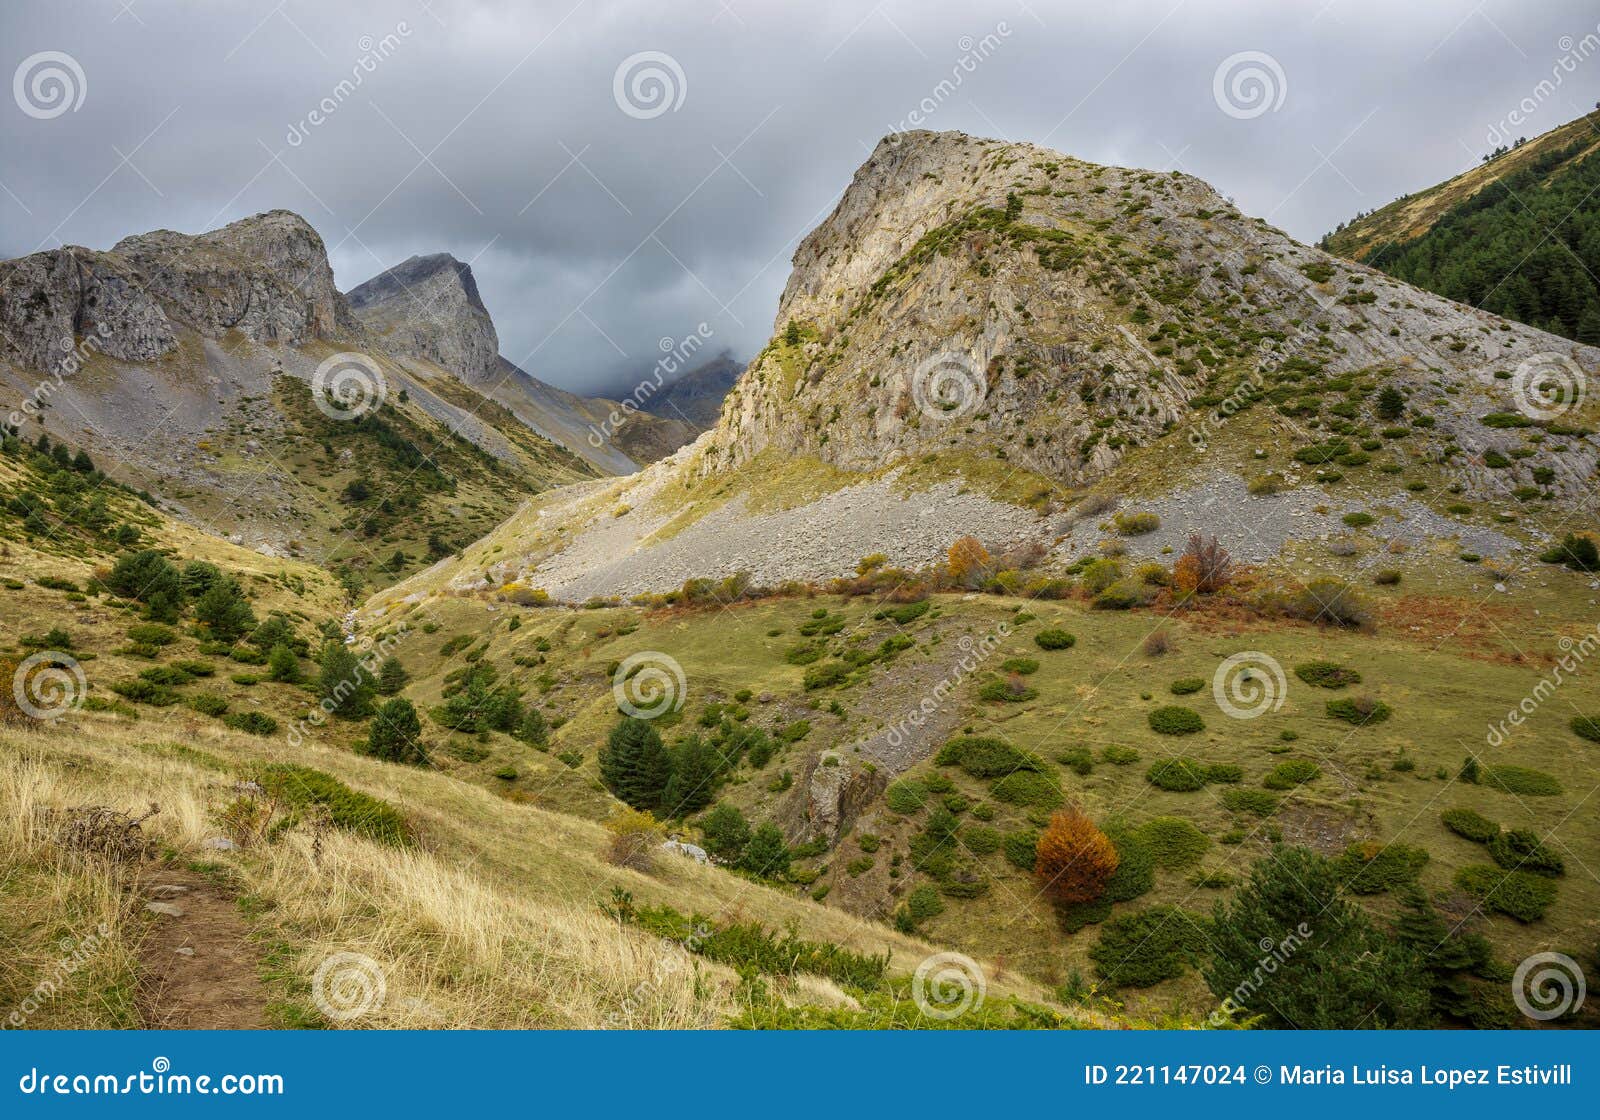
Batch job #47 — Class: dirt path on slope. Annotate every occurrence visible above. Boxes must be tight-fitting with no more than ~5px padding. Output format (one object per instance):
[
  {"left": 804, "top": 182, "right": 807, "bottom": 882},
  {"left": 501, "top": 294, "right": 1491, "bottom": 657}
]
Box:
[{"left": 137, "top": 868, "right": 271, "bottom": 1030}]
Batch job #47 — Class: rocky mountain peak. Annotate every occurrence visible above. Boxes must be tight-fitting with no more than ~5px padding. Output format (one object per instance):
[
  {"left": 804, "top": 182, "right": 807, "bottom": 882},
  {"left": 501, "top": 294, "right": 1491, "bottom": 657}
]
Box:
[
  {"left": 0, "top": 207, "right": 357, "bottom": 373},
  {"left": 694, "top": 130, "right": 1596, "bottom": 507},
  {"left": 345, "top": 252, "right": 498, "bottom": 382}
]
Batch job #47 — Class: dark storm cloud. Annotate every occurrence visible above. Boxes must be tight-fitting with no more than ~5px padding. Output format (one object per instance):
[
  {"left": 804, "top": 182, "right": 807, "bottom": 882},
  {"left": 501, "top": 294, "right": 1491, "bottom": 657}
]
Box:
[{"left": 3, "top": 0, "right": 1597, "bottom": 392}]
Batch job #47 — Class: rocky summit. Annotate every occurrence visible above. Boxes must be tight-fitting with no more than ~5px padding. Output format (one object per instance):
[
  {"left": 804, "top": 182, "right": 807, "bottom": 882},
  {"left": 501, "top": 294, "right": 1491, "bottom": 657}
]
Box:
[{"left": 347, "top": 252, "right": 501, "bottom": 384}]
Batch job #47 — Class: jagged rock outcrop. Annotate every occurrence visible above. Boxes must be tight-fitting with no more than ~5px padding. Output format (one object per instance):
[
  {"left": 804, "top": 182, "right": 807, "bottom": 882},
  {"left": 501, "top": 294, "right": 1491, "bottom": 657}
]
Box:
[
  {"left": 0, "top": 209, "right": 355, "bottom": 372},
  {"left": 347, "top": 253, "right": 499, "bottom": 384},
  {"left": 0, "top": 247, "right": 174, "bottom": 369}
]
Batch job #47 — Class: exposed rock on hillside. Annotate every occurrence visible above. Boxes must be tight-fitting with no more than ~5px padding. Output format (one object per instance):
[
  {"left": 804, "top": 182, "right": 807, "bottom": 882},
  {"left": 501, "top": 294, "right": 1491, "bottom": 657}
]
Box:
[
  {"left": 0, "top": 209, "right": 355, "bottom": 372},
  {"left": 347, "top": 252, "right": 500, "bottom": 384},
  {"left": 704, "top": 130, "right": 1598, "bottom": 503}
]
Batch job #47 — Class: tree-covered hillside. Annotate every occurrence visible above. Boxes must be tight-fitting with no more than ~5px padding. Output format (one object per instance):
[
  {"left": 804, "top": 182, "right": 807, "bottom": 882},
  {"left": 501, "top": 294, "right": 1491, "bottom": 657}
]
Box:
[{"left": 1335, "top": 138, "right": 1600, "bottom": 343}]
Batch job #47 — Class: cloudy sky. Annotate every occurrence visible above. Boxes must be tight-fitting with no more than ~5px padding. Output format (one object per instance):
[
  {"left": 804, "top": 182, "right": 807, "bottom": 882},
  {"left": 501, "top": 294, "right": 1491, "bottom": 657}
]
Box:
[{"left": 2, "top": 0, "right": 1597, "bottom": 393}]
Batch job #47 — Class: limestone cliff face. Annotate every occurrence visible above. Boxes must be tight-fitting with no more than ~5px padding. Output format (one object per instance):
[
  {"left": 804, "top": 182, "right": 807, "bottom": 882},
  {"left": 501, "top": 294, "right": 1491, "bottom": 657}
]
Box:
[
  {"left": 697, "top": 130, "right": 1598, "bottom": 503},
  {"left": 0, "top": 209, "right": 355, "bottom": 372},
  {"left": 346, "top": 253, "right": 500, "bottom": 384}
]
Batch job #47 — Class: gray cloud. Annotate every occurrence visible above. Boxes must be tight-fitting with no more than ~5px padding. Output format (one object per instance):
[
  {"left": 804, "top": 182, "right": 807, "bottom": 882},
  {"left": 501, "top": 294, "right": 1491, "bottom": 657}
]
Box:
[{"left": 3, "top": 0, "right": 1596, "bottom": 392}]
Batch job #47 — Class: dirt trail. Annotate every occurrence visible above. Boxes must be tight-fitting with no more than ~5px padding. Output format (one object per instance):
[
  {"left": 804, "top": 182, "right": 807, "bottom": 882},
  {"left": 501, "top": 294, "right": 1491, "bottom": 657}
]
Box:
[{"left": 137, "top": 868, "right": 270, "bottom": 1030}]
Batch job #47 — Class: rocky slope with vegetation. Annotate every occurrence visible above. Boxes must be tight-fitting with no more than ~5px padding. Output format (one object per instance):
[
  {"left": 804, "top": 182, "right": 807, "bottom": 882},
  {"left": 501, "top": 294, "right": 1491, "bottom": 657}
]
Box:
[
  {"left": 0, "top": 212, "right": 719, "bottom": 584},
  {"left": 405, "top": 129, "right": 1598, "bottom": 604}
]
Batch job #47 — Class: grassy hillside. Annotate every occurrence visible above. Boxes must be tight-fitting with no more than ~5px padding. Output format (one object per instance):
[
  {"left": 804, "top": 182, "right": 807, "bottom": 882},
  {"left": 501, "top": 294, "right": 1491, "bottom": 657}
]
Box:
[
  {"left": 1324, "top": 109, "right": 1600, "bottom": 342},
  {"left": 0, "top": 444, "right": 1121, "bottom": 1030},
  {"left": 362, "top": 551, "right": 1600, "bottom": 1026}
]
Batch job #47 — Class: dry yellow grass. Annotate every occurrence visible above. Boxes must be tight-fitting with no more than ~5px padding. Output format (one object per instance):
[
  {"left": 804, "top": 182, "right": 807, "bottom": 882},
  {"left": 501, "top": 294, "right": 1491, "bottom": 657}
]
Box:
[{"left": 0, "top": 713, "right": 1069, "bottom": 1029}]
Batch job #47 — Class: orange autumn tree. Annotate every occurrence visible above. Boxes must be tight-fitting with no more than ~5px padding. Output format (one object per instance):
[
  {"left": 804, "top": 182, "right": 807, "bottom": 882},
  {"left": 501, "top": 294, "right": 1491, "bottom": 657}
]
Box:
[
  {"left": 1172, "top": 532, "right": 1233, "bottom": 594},
  {"left": 1034, "top": 808, "right": 1119, "bottom": 906},
  {"left": 946, "top": 535, "right": 993, "bottom": 589}
]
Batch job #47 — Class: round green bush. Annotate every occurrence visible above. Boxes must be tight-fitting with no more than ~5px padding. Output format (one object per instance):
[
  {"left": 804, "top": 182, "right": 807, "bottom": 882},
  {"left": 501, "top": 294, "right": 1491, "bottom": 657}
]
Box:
[
  {"left": 1148, "top": 705, "right": 1205, "bottom": 735},
  {"left": 1101, "top": 827, "right": 1156, "bottom": 902},
  {"left": 1034, "top": 629, "right": 1076, "bottom": 650},
  {"left": 1145, "top": 757, "right": 1207, "bottom": 792},
  {"left": 1263, "top": 759, "right": 1321, "bottom": 789},
  {"left": 1441, "top": 808, "right": 1499, "bottom": 844},
  {"left": 1089, "top": 907, "right": 1209, "bottom": 988},
  {"left": 1487, "top": 829, "right": 1564, "bottom": 877},
  {"left": 1334, "top": 841, "right": 1429, "bottom": 893},
  {"left": 1221, "top": 788, "right": 1278, "bottom": 816},
  {"left": 886, "top": 780, "right": 927, "bottom": 814},
  {"left": 961, "top": 825, "right": 1003, "bottom": 856},
  {"left": 978, "top": 676, "right": 1038, "bottom": 702},
  {"left": 1101, "top": 744, "right": 1141, "bottom": 765},
  {"left": 935, "top": 736, "right": 1044, "bottom": 778},
  {"left": 1168, "top": 677, "right": 1205, "bottom": 695},
  {"left": 1000, "top": 657, "right": 1039, "bottom": 675},
  {"left": 1570, "top": 715, "right": 1600, "bottom": 743},
  {"left": 222, "top": 711, "right": 279, "bottom": 736},
  {"left": 990, "top": 770, "right": 1062, "bottom": 808},
  {"left": 1454, "top": 865, "right": 1558, "bottom": 922},
  {"left": 905, "top": 883, "right": 945, "bottom": 921},
  {"left": 1294, "top": 660, "right": 1362, "bottom": 689},
  {"left": 1003, "top": 830, "right": 1039, "bottom": 871},
  {"left": 1133, "top": 817, "right": 1210, "bottom": 869},
  {"left": 1093, "top": 579, "right": 1152, "bottom": 610}
]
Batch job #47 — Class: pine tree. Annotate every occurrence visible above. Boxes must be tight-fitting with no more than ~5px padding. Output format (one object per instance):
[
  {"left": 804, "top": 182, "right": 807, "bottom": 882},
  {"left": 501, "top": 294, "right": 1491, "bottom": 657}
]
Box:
[
  {"left": 318, "top": 641, "right": 374, "bottom": 720},
  {"left": 194, "top": 577, "right": 257, "bottom": 641},
  {"left": 518, "top": 706, "right": 548, "bottom": 748},
  {"left": 363, "top": 698, "right": 426, "bottom": 764},
  {"left": 739, "top": 822, "right": 790, "bottom": 879},
  {"left": 662, "top": 735, "right": 719, "bottom": 818},
  {"left": 267, "top": 643, "right": 301, "bottom": 683},
  {"left": 376, "top": 656, "right": 409, "bottom": 696},
  {"left": 700, "top": 802, "right": 751, "bottom": 862},
  {"left": 1578, "top": 305, "right": 1600, "bottom": 346},
  {"left": 1376, "top": 384, "right": 1405, "bottom": 421},
  {"left": 599, "top": 717, "right": 672, "bottom": 811},
  {"left": 1205, "top": 845, "right": 1433, "bottom": 1028}
]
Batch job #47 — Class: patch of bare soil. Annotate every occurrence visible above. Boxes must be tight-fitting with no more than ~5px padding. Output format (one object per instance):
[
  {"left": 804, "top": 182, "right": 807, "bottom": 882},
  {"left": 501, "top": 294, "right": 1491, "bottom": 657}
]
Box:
[{"left": 137, "top": 868, "right": 270, "bottom": 1030}]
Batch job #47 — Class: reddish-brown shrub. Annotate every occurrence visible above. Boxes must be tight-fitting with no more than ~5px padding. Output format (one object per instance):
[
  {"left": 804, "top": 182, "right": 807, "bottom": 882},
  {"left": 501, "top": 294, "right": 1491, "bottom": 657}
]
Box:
[
  {"left": 1142, "top": 630, "right": 1172, "bottom": 657},
  {"left": 1173, "top": 532, "right": 1232, "bottom": 594},
  {"left": 1034, "top": 808, "right": 1119, "bottom": 906}
]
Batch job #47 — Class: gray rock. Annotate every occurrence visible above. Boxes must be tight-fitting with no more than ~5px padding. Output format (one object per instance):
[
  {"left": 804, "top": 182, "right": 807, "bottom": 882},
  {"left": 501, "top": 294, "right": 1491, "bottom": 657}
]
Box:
[
  {"left": 144, "top": 901, "right": 185, "bottom": 918},
  {"left": 661, "top": 839, "right": 709, "bottom": 863},
  {"left": 347, "top": 253, "right": 499, "bottom": 383}
]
